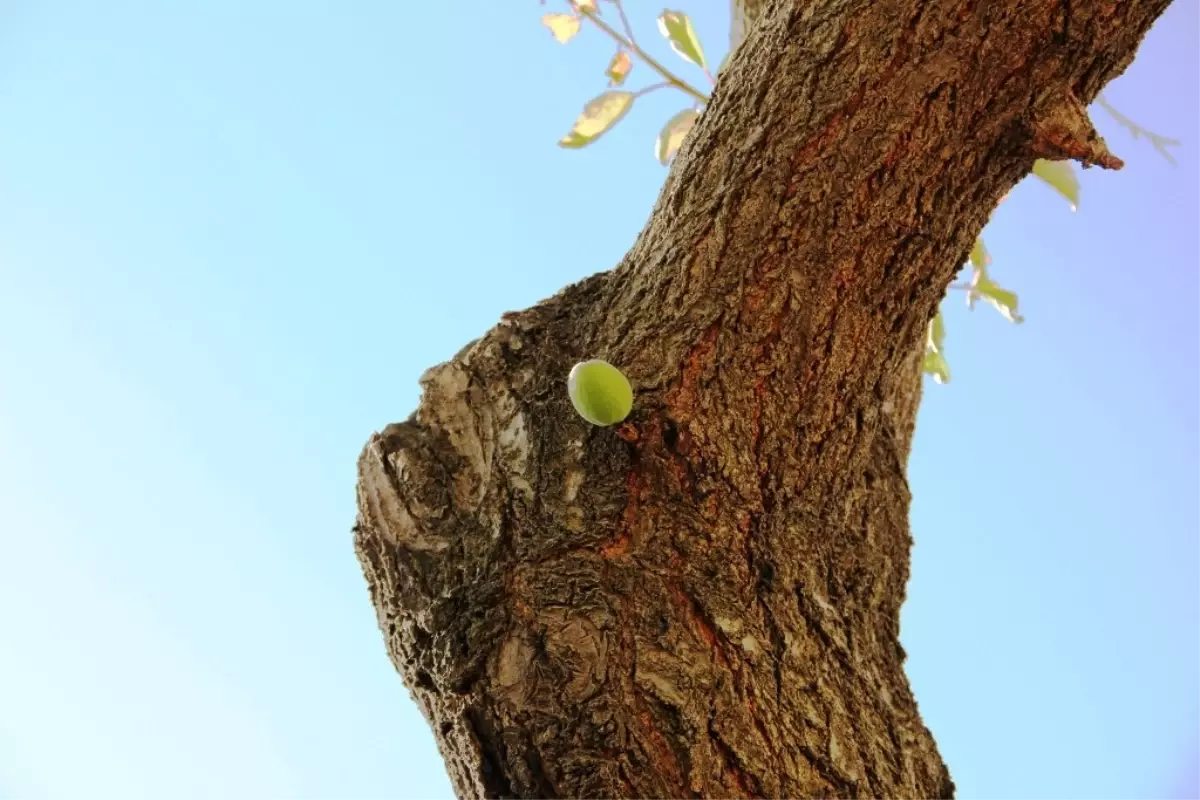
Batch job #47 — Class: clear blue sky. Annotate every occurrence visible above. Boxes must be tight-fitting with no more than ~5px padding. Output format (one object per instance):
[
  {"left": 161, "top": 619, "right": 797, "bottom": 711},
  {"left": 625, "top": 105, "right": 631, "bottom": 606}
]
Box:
[{"left": 0, "top": 2, "right": 1194, "bottom": 799}]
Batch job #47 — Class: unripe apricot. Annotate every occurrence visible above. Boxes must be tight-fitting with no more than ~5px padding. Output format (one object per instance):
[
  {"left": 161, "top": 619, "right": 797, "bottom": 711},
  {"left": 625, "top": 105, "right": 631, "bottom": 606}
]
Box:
[{"left": 567, "top": 359, "right": 633, "bottom": 426}]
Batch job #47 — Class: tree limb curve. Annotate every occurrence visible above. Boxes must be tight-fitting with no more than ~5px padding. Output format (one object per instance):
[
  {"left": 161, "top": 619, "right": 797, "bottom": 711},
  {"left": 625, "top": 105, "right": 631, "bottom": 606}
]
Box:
[{"left": 355, "top": 1, "right": 1171, "bottom": 797}]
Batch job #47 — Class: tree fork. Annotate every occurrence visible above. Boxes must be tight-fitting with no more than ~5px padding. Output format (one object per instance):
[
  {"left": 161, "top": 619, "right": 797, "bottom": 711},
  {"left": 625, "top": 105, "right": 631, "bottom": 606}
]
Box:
[{"left": 354, "top": 0, "right": 1170, "bottom": 797}]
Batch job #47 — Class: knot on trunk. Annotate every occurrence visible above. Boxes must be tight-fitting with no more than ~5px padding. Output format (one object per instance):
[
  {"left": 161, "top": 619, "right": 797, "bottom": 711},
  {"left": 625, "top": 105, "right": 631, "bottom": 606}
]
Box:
[{"left": 1028, "top": 90, "right": 1124, "bottom": 169}]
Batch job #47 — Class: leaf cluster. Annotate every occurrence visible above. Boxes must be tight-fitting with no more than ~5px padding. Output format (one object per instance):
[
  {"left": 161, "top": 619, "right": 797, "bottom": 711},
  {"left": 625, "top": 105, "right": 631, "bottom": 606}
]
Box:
[
  {"left": 541, "top": 2, "right": 710, "bottom": 163},
  {"left": 539, "top": 1, "right": 1180, "bottom": 385}
]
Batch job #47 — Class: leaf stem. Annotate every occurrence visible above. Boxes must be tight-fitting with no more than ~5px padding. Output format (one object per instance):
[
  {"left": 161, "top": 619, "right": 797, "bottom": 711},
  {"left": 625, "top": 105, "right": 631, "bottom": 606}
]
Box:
[
  {"left": 581, "top": 9, "right": 710, "bottom": 105},
  {"left": 634, "top": 81, "right": 673, "bottom": 99},
  {"left": 1094, "top": 93, "right": 1181, "bottom": 167},
  {"left": 609, "top": 0, "right": 638, "bottom": 48}
]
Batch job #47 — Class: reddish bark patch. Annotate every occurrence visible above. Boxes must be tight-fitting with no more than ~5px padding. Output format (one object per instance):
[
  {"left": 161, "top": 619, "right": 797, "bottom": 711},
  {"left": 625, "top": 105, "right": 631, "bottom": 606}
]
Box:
[
  {"left": 635, "top": 709, "right": 686, "bottom": 792},
  {"left": 602, "top": 470, "right": 650, "bottom": 557},
  {"left": 710, "top": 731, "right": 758, "bottom": 799},
  {"left": 791, "top": 83, "right": 867, "bottom": 171},
  {"left": 672, "top": 585, "right": 729, "bottom": 669},
  {"left": 668, "top": 324, "right": 720, "bottom": 419}
]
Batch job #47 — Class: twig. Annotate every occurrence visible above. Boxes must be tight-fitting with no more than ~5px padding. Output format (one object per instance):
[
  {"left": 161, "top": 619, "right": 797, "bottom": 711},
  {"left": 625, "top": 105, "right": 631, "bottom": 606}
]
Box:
[
  {"left": 580, "top": 8, "right": 710, "bottom": 105},
  {"left": 634, "top": 81, "right": 673, "bottom": 98},
  {"left": 610, "top": 0, "right": 638, "bottom": 48},
  {"left": 1095, "top": 93, "right": 1181, "bottom": 167}
]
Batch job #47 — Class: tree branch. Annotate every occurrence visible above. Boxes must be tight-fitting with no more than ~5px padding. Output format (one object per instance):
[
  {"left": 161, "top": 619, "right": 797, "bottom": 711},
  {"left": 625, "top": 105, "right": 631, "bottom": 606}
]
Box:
[
  {"left": 355, "top": 1, "right": 1173, "bottom": 797},
  {"left": 581, "top": 8, "right": 709, "bottom": 105}
]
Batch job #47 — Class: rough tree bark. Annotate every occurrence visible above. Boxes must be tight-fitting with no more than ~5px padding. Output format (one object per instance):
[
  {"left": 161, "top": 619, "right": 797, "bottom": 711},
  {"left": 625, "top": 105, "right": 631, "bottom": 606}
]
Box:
[{"left": 353, "top": 0, "right": 1169, "bottom": 797}]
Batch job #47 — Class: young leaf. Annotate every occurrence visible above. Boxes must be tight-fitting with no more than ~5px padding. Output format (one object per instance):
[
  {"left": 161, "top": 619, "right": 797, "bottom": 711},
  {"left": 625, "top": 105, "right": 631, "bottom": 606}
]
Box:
[
  {"left": 559, "top": 91, "right": 636, "bottom": 148},
  {"left": 1032, "top": 159, "right": 1080, "bottom": 211},
  {"left": 928, "top": 311, "right": 947, "bottom": 353},
  {"left": 965, "top": 237, "right": 990, "bottom": 311},
  {"left": 657, "top": 10, "right": 707, "bottom": 70},
  {"left": 542, "top": 13, "right": 581, "bottom": 44},
  {"left": 923, "top": 350, "right": 951, "bottom": 384},
  {"left": 655, "top": 108, "right": 700, "bottom": 165},
  {"left": 606, "top": 50, "right": 633, "bottom": 87},
  {"left": 923, "top": 312, "right": 951, "bottom": 384},
  {"left": 1095, "top": 94, "right": 1181, "bottom": 166},
  {"left": 971, "top": 277, "right": 1025, "bottom": 324},
  {"left": 969, "top": 237, "right": 990, "bottom": 271},
  {"left": 964, "top": 240, "right": 1024, "bottom": 324}
]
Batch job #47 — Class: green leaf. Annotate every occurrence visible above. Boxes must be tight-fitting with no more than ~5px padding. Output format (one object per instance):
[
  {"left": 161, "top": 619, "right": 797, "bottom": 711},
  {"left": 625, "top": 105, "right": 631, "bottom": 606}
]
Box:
[
  {"left": 655, "top": 108, "right": 700, "bottom": 165},
  {"left": 558, "top": 91, "right": 636, "bottom": 148},
  {"left": 923, "top": 350, "right": 951, "bottom": 385},
  {"left": 964, "top": 240, "right": 1024, "bottom": 324},
  {"left": 923, "top": 313, "right": 950, "bottom": 384},
  {"left": 1096, "top": 94, "right": 1181, "bottom": 167},
  {"left": 605, "top": 49, "right": 633, "bottom": 87},
  {"left": 972, "top": 277, "right": 1025, "bottom": 324},
  {"left": 657, "top": 10, "right": 707, "bottom": 70},
  {"left": 1032, "top": 159, "right": 1080, "bottom": 211},
  {"left": 928, "top": 311, "right": 946, "bottom": 354},
  {"left": 969, "top": 237, "right": 990, "bottom": 271},
  {"left": 542, "top": 13, "right": 581, "bottom": 44}
]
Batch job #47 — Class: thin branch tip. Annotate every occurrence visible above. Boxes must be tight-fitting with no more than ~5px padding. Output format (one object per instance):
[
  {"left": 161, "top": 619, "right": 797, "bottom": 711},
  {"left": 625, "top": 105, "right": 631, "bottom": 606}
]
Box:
[{"left": 1029, "top": 90, "right": 1124, "bottom": 170}]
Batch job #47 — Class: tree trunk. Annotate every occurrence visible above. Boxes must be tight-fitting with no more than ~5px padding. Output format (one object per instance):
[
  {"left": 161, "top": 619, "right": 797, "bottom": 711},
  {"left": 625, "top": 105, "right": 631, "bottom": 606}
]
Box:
[{"left": 353, "top": 0, "right": 1168, "bottom": 797}]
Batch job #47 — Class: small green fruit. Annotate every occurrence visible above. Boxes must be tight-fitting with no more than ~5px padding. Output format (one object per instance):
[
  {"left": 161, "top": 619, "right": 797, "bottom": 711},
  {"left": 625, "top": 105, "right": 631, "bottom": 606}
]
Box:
[{"left": 568, "top": 359, "right": 633, "bottom": 426}]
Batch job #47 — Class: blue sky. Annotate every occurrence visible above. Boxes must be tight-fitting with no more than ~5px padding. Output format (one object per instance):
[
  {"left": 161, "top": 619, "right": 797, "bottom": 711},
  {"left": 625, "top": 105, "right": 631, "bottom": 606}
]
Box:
[{"left": 0, "top": 2, "right": 1194, "bottom": 798}]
